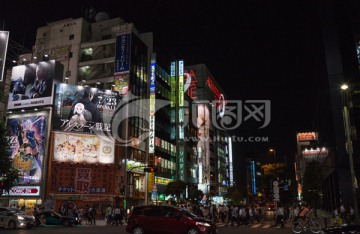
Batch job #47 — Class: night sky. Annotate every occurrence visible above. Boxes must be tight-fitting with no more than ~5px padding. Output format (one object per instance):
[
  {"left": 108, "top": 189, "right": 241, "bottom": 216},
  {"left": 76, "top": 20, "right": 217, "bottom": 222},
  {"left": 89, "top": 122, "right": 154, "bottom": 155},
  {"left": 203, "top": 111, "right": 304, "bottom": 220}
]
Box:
[{"left": 1, "top": 1, "right": 341, "bottom": 164}]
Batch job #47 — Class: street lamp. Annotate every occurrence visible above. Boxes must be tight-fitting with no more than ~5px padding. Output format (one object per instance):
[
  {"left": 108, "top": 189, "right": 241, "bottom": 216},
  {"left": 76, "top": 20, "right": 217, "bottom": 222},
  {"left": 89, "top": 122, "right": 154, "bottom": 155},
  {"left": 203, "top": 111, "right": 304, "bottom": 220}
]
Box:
[
  {"left": 269, "top": 148, "right": 276, "bottom": 162},
  {"left": 340, "top": 84, "right": 360, "bottom": 223}
]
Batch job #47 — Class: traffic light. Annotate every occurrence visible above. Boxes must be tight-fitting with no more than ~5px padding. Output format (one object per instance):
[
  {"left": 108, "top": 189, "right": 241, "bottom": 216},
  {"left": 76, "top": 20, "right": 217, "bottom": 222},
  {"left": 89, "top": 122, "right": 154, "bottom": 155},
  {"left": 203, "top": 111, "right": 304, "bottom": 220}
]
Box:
[
  {"left": 144, "top": 166, "right": 157, "bottom": 172},
  {"left": 120, "top": 187, "right": 125, "bottom": 195}
]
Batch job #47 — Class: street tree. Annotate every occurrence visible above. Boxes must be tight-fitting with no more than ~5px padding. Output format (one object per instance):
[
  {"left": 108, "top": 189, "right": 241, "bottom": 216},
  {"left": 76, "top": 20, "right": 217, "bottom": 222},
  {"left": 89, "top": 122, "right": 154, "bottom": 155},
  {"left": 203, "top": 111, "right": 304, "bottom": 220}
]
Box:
[
  {"left": 165, "top": 180, "right": 186, "bottom": 202},
  {"left": 225, "top": 189, "right": 243, "bottom": 205},
  {"left": 302, "top": 160, "right": 323, "bottom": 210},
  {"left": 261, "top": 163, "right": 286, "bottom": 200},
  {"left": 0, "top": 122, "right": 20, "bottom": 195},
  {"left": 261, "top": 163, "right": 286, "bottom": 179}
]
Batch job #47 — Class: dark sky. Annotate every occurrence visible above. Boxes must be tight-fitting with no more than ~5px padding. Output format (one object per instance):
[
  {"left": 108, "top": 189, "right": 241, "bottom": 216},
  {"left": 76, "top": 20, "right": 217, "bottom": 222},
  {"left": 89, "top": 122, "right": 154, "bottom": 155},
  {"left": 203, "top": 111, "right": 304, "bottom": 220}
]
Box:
[{"left": 1, "top": 0, "right": 335, "bottom": 161}]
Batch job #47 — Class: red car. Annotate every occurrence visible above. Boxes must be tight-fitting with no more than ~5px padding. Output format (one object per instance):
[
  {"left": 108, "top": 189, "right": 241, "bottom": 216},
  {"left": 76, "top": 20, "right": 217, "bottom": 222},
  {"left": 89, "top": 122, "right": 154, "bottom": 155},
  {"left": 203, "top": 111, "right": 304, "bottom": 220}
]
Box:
[{"left": 126, "top": 205, "right": 217, "bottom": 234}]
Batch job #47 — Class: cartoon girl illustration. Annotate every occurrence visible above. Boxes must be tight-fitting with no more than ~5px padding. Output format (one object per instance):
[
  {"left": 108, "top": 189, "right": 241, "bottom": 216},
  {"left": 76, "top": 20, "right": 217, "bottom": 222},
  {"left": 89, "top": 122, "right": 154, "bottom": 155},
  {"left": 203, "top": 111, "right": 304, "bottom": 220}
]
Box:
[{"left": 22, "top": 118, "right": 42, "bottom": 176}]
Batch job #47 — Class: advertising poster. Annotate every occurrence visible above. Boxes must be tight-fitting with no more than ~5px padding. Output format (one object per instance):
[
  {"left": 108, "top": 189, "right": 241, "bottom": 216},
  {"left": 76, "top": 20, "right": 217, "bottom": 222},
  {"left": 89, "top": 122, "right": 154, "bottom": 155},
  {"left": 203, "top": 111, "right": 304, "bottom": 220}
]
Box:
[
  {"left": 114, "top": 73, "right": 129, "bottom": 96},
  {"left": 53, "top": 84, "right": 118, "bottom": 134},
  {"left": 6, "top": 112, "right": 48, "bottom": 184},
  {"left": 53, "top": 132, "right": 114, "bottom": 164},
  {"left": 7, "top": 60, "right": 63, "bottom": 109}
]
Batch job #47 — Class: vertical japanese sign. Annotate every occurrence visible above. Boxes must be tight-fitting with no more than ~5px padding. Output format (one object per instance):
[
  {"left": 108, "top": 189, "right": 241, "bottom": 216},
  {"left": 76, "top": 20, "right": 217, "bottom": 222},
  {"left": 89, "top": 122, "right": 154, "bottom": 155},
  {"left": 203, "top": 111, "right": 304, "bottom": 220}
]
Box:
[
  {"left": 178, "top": 60, "right": 184, "bottom": 139},
  {"left": 0, "top": 31, "right": 9, "bottom": 82},
  {"left": 178, "top": 142, "right": 185, "bottom": 181},
  {"left": 114, "top": 33, "right": 131, "bottom": 74},
  {"left": 75, "top": 168, "right": 91, "bottom": 193},
  {"left": 170, "top": 62, "right": 176, "bottom": 108},
  {"left": 251, "top": 161, "right": 256, "bottom": 195},
  {"left": 228, "top": 137, "right": 234, "bottom": 186},
  {"left": 178, "top": 60, "right": 184, "bottom": 107},
  {"left": 149, "top": 54, "right": 156, "bottom": 154}
]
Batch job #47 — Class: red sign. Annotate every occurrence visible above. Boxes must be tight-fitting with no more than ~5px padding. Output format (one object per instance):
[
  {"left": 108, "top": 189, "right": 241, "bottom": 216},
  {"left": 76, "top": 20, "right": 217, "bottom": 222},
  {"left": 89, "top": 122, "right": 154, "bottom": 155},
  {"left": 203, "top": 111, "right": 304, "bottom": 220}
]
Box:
[
  {"left": 297, "top": 132, "right": 317, "bottom": 142},
  {"left": 3, "top": 186, "right": 41, "bottom": 196}
]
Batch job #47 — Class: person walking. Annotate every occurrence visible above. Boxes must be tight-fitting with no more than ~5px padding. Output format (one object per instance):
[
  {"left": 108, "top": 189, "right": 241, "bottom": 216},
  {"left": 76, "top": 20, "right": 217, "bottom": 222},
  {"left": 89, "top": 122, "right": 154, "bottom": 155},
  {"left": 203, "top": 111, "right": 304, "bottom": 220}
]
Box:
[
  {"left": 105, "top": 205, "right": 113, "bottom": 225},
  {"left": 112, "top": 205, "right": 122, "bottom": 226},
  {"left": 275, "top": 205, "right": 285, "bottom": 228}
]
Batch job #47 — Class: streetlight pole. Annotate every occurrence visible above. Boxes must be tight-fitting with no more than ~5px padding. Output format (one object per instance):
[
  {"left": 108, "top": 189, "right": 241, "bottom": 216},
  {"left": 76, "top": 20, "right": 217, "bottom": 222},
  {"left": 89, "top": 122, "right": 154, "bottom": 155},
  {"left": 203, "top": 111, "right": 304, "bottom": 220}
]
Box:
[
  {"left": 341, "top": 84, "right": 360, "bottom": 223},
  {"left": 269, "top": 148, "right": 276, "bottom": 162}
]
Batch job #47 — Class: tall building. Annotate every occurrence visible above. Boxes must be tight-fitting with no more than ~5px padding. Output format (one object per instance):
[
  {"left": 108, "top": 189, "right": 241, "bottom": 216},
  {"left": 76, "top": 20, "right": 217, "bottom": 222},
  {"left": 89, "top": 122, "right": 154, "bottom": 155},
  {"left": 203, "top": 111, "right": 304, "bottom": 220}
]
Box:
[
  {"left": 184, "top": 64, "right": 231, "bottom": 201},
  {"left": 319, "top": 0, "right": 360, "bottom": 216},
  {"left": 1, "top": 13, "right": 233, "bottom": 213}
]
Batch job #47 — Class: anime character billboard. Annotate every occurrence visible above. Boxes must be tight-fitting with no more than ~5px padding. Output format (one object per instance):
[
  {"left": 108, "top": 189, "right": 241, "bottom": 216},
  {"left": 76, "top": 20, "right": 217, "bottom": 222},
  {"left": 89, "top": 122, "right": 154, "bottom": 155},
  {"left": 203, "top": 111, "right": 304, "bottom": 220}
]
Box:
[
  {"left": 7, "top": 60, "right": 63, "bottom": 110},
  {"left": 6, "top": 112, "right": 48, "bottom": 184},
  {"left": 53, "top": 84, "right": 118, "bottom": 134}
]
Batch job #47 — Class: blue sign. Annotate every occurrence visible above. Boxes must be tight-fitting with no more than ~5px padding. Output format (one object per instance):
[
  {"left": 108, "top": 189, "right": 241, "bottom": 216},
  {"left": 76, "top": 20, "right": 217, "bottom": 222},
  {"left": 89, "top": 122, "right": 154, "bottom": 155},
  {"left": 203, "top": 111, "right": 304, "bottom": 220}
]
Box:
[{"left": 115, "top": 33, "right": 131, "bottom": 74}]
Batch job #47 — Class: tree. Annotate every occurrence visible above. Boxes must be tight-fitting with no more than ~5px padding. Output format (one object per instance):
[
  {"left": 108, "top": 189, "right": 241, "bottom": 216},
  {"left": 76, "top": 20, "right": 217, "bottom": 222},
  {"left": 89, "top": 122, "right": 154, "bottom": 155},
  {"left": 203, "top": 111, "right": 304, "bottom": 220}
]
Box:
[
  {"left": 302, "top": 160, "right": 323, "bottom": 210},
  {"left": 0, "top": 122, "right": 20, "bottom": 195},
  {"left": 261, "top": 163, "right": 286, "bottom": 179},
  {"left": 261, "top": 163, "right": 286, "bottom": 200},
  {"left": 189, "top": 189, "right": 203, "bottom": 201},
  {"left": 225, "top": 189, "right": 243, "bottom": 205},
  {"left": 165, "top": 180, "right": 186, "bottom": 202}
]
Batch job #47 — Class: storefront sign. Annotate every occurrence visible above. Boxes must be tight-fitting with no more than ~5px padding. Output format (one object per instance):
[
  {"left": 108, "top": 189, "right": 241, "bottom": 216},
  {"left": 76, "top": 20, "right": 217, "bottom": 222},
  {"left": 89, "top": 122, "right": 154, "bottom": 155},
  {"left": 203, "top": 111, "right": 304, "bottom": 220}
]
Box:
[
  {"left": 2, "top": 186, "right": 40, "bottom": 196},
  {"left": 155, "top": 177, "right": 173, "bottom": 185}
]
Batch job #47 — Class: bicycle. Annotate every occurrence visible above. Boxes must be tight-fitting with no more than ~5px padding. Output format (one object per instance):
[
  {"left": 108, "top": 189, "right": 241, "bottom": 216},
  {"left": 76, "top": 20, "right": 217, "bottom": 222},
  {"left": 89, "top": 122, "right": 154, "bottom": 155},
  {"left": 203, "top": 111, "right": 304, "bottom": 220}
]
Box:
[{"left": 292, "top": 216, "right": 322, "bottom": 233}]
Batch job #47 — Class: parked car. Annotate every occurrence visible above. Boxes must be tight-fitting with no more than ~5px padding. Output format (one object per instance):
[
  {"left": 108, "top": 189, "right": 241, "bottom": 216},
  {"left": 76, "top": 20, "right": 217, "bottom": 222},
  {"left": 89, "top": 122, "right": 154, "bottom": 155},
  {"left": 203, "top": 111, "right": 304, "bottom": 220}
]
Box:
[
  {"left": 321, "top": 224, "right": 360, "bottom": 233},
  {"left": 126, "top": 205, "right": 217, "bottom": 234},
  {"left": 40, "top": 211, "right": 80, "bottom": 226},
  {"left": 0, "top": 207, "right": 35, "bottom": 229}
]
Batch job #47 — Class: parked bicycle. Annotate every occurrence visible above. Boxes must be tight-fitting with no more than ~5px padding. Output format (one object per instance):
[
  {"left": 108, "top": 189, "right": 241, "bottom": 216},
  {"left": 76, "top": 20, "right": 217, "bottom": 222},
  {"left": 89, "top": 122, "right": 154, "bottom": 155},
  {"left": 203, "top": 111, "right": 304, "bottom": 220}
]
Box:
[{"left": 292, "top": 216, "right": 322, "bottom": 233}]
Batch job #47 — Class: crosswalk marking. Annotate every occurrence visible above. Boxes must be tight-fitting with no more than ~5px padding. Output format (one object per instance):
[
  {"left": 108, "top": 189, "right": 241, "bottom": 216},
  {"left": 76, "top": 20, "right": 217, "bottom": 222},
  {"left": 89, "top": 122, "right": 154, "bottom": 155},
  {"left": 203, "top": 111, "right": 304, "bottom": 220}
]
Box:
[
  {"left": 215, "top": 222, "right": 275, "bottom": 229},
  {"left": 251, "top": 224, "right": 262, "bottom": 228}
]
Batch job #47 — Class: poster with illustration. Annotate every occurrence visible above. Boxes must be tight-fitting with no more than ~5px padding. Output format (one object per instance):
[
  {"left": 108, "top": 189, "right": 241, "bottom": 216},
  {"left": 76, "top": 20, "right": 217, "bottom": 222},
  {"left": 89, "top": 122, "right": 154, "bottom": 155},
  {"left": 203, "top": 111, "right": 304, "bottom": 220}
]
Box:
[
  {"left": 53, "top": 83, "right": 118, "bottom": 134},
  {"left": 53, "top": 132, "right": 114, "bottom": 164},
  {"left": 6, "top": 112, "right": 48, "bottom": 184}
]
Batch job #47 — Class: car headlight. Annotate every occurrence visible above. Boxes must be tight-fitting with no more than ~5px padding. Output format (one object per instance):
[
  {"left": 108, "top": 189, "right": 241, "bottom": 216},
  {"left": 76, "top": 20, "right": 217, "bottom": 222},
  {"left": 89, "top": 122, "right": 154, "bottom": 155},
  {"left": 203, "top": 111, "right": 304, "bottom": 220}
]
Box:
[
  {"left": 196, "top": 222, "right": 211, "bottom": 227},
  {"left": 17, "top": 215, "right": 25, "bottom": 220}
]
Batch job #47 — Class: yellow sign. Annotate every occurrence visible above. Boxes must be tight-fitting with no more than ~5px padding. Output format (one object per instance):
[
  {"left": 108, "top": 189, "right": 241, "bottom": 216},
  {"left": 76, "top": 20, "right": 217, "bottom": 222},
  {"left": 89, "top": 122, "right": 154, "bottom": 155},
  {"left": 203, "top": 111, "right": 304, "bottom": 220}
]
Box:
[
  {"left": 148, "top": 173, "right": 155, "bottom": 193},
  {"left": 155, "top": 177, "right": 173, "bottom": 185}
]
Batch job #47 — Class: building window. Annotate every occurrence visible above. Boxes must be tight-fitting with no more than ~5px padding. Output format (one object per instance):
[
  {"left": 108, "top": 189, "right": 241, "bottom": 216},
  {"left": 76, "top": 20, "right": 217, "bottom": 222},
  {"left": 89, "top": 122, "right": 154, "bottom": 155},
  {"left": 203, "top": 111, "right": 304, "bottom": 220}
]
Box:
[{"left": 69, "top": 34, "right": 74, "bottom": 40}]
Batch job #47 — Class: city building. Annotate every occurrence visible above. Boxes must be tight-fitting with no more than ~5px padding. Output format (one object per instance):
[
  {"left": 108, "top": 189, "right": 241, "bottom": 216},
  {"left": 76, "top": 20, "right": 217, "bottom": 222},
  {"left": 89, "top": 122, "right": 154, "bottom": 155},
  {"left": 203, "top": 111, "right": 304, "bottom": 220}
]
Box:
[{"left": 1, "top": 13, "right": 233, "bottom": 213}]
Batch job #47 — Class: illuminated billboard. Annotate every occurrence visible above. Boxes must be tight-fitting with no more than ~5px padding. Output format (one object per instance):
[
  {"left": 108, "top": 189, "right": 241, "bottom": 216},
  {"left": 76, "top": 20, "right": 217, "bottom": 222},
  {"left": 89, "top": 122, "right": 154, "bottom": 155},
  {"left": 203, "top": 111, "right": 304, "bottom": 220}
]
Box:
[
  {"left": 6, "top": 111, "right": 48, "bottom": 184},
  {"left": 53, "top": 84, "right": 118, "bottom": 134},
  {"left": 149, "top": 55, "right": 156, "bottom": 153},
  {"left": 115, "top": 33, "right": 131, "bottom": 74},
  {"left": 297, "top": 132, "right": 318, "bottom": 142},
  {"left": 114, "top": 73, "right": 129, "bottom": 96},
  {"left": 0, "top": 31, "right": 9, "bottom": 82},
  {"left": 53, "top": 132, "right": 114, "bottom": 164},
  {"left": 7, "top": 60, "right": 63, "bottom": 109}
]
